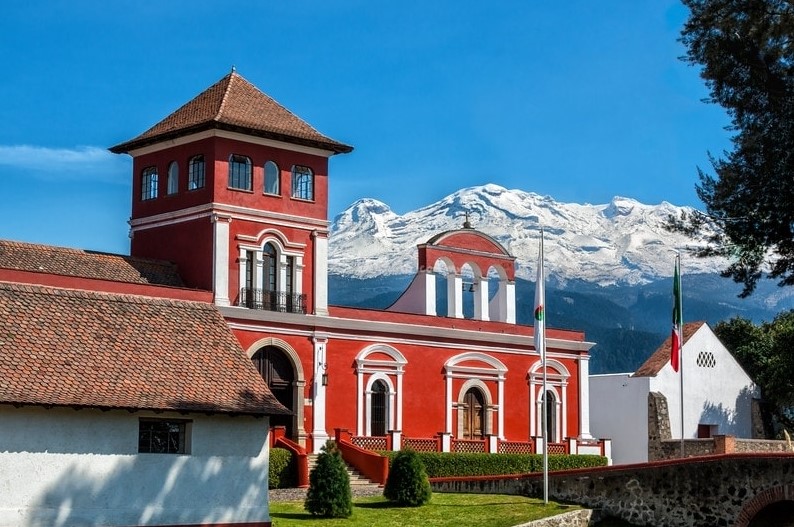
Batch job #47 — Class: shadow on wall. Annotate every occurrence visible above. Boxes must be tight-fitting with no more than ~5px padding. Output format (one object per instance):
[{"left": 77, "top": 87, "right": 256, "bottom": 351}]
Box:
[
  {"left": 27, "top": 452, "right": 268, "bottom": 527},
  {"left": 23, "top": 394, "right": 273, "bottom": 527},
  {"left": 699, "top": 386, "right": 755, "bottom": 437}
]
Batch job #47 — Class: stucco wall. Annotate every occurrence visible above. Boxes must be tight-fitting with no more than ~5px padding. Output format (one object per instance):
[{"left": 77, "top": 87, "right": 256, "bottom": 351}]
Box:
[
  {"left": 589, "top": 373, "right": 649, "bottom": 464},
  {"left": 0, "top": 406, "right": 270, "bottom": 527}
]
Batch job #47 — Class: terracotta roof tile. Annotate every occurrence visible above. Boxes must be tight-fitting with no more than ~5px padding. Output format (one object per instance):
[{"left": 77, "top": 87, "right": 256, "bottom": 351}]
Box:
[
  {"left": 633, "top": 321, "right": 706, "bottom": 377},
  {"left": 110, "top": 71, "right": 353, "bottom": 154},
  {"left": 0, "top": 282, "right": 288, "bottom": 415},
  {"left": 0, "top": 239, "right": 184, "bottom": 287}
]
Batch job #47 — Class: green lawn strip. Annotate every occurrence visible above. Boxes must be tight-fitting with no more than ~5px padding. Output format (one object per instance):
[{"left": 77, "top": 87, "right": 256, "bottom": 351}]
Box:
[{"left": 269, "top": 493, "right": 579, "bottom": 526}]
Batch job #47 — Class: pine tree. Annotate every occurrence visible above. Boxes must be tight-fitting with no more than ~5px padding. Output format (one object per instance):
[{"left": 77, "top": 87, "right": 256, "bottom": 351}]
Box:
[
  {"left": 383, "top": 449, "right": 432, "bottom": 507},
  {"left": 304, "top": 440, "right": 353, "bottom": 518},
  {"left": 669, "top": 0, "right": 794, "bottom": 296}
]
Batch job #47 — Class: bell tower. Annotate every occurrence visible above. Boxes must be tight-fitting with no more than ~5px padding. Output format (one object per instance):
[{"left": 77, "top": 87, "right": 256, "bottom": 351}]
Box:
[{"left": 110, "top": 70, "right": 352, "bottom": 314}]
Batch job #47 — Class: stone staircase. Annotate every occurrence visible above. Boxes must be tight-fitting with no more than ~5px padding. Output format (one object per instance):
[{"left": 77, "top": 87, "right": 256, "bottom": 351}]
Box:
[{"left": 307, "top": 454, "right": 382, "bottom": 489}]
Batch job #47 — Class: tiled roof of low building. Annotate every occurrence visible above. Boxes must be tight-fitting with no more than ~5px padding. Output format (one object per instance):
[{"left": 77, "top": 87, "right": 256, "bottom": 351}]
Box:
[
  {"left": 0, "top": 282, "right": 288, "bottom": 415},
  {"left": 0, "top": 239, "right": 184, "bottom": 287},
  {"left": 633, "top": 321, "right": 706, "bottom": 377},
  {"left": 110, "top": 70, "right": 353, "bottom": 154}
]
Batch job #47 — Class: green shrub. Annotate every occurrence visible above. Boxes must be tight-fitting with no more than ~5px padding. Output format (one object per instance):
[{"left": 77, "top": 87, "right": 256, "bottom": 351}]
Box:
[
  {"left": 304, "top": 440, "right": 352, "bottom": 518},
  {"left": 269, "top": 447, "right": 295, "bottom": 489},
  {"left": 383, "top": 449, "right": 432, "bottom": 506},
  {"left": 379, "top": 451, "right": 607, "bottom": 478}
]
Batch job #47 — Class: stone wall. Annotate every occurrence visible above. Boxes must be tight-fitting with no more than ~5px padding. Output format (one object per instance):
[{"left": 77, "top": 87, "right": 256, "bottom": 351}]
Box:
[{"left": 431, "top": 453, "right": 794, "bottom": 527}]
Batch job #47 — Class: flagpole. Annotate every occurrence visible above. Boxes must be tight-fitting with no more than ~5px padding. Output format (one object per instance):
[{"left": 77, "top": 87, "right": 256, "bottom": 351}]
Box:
[
  {"left": 539, "top": 229, "right": 548, "bottom": 505},
  {"left": 677, "top": 253, "right": 685, "bottom": 458}
]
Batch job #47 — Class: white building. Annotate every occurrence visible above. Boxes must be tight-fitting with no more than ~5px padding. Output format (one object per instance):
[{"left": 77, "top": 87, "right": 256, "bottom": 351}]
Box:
[
  {"left": 590, "top": 321, "right": 759, "bottom": 465},
  {"left": 0, "top": 246, "right": 287, "bottom": 527}
]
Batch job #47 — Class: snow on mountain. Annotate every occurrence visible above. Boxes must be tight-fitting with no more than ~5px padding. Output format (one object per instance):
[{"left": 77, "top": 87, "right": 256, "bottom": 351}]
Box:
[{"left": 328, "top": 184, "right": 723, "bottom": 286}]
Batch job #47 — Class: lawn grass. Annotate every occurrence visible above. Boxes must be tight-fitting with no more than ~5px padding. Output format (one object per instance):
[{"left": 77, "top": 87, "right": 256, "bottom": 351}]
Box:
[{"left": 269, "top": 493, "right": 579, "bottom": 526}]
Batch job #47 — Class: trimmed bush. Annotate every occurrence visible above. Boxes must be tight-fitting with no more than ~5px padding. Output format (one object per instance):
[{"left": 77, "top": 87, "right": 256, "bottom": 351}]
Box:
[
  {"left": 269, "top": 447, "right": 295, "bottom": 489},
  {"left": 383, "top": 449, "right": 432, "bottom": 506},
  {"left": 304, "top": 440, "right": 352, "bottom": 518},
  {"left": 379, "top": 451, "right": 607, "bottom": 478}
]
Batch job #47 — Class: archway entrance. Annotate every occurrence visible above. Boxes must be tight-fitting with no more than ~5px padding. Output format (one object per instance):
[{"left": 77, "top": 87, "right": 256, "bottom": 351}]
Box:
[
  {"left": 544, "top": 390, "right": 557, "bottom": 443},
  {"left": 252, "top": 345, "right": 296, "bottom": 438},
  {"left": 748, "top": 501, "right": 794, "bottom": 526},
  {"left": 462, "top": 388, "right": 485, "bottom": 439}
]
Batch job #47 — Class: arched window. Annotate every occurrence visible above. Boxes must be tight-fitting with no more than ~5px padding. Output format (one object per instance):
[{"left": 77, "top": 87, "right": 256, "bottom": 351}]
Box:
[
  {"left": 370, "top": 380, "right": 388, "bottom": 436},
  {"left": 141, "top": 167, "right": 158, "bottom": 201},
  {"left": 264, "top": 160, "right": 280, "bottom": 195},
  {"left": 263, "top": 243, "right": 277, "bottom": 292},
  {"left": 544, "top": 390, "right": 557, "bottom": 443},
  {"left": 462, "top": 387, "right": 486, "bottom": 439},
  {"left": 229, "top": 154, "right": 252, "bottom": 190},
  {"left": 188, "top": 155, "right": 205, "bottom": 190},
  {"left": 291, "top": 165, "right": 313, "bottom": 200},
  {"left": 167, "top": 161, "right": 179, "bottom": 195}
]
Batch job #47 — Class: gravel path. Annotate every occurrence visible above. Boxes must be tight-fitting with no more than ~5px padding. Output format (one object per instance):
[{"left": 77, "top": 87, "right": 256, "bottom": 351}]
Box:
[{"left": 269, "top": 485, "right": 384, "bottom": 502}]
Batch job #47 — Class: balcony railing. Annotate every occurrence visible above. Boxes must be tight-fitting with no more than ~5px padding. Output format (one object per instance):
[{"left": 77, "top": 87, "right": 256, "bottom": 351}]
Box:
[{"left": 238, "top": 288, "right": 306, "bottom": 314}]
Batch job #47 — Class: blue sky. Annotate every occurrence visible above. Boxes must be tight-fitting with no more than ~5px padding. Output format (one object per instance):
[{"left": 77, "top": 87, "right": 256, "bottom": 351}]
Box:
[{"left": 0, "top": 1, "right": 730, "bottom": 255}]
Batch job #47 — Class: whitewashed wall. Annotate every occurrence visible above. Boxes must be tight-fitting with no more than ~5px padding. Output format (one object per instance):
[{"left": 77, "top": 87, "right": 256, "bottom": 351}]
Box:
[
  {"left": 589, "top": 373, "right": 650, "bottom": 465},
  {"left": 651, "top": 324, "right": 758, "bottom": 440},
  {"left": 0, "top": 406, "right": 270, "bottom": 527}
]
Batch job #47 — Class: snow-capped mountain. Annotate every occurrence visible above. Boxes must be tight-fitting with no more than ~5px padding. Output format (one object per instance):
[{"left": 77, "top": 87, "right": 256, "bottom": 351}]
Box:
[{"left": 329, "top": 183, "right": 722, "bottom": 286}]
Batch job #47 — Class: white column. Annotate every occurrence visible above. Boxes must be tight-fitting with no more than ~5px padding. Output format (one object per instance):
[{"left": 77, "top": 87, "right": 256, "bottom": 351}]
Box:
[
  {"left": 211, "top": 213, "right": 231, "bottom": 307},
  {"left": 448, "top": 273, "right": 463, "bottom": 319},
  {"left": 396, "top": 370, "right": 404, "bottom": 430},
  {"left": 473, "top": 276, "right": 490, "bottom": 321},
  {"left": 504, "top": 281, "right": 516, "bottom": 324},
  {"left": 445, "top": 375, "right": 453, "bottom": 433},
  {"left": 578, "top": 355, "right": 594, "bottom": 439},
  {"left": 312, "top": 336, "right": 329, "bottom": 453},
  {"left": 530, "top": 381, "right": 537, "bottom": 438},
  {"left": 422, "top": 270, "right": 437, "bottom": 316},
  {"left": 294, "top": 255, "right": 304, "bottom": 295},
  {"left": 312, "top": 230, "right": 329, "bottom": 316},
  {"left": 497, "top": 378, "right": 505, "bottom": 439},
  {"left": 356, "top": 367, "right": 364, "bottom": 436}
]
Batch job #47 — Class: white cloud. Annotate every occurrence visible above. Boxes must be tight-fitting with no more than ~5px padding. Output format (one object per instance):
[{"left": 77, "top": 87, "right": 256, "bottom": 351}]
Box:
[{"left": 0, "top": 145, "right": 129, "bottom": 183}]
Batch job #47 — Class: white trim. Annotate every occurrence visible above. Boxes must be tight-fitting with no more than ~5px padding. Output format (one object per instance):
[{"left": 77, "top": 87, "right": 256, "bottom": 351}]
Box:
[
  {"left": 455, "top": 379, "right": 494, "bottom": 438},
  {"left": 311, "top": 336, "right": 329, "bottom": 453},
  {"left": 129, "top": 202, "right": 329, "bottom": 233},
  {"left": 125, "top": 128, "right": 337, "bottom": 158},
  {"left": 212, "top": 213, "right": 231, "bottom": 306},
  {"left": 355, "top": 344, "right": 407, "bottom": 436},
  {"left": 444, "top": 352, "right": 506, "bottom": 438},
  {"left": 221, "top": 310, "right": 595, "bottom": 353},
  {"left": 528, "top": 360, "right": 570, "bottom": 440},
  {"left": 364, "top": 374, "right": 395, "bottom": 436}
]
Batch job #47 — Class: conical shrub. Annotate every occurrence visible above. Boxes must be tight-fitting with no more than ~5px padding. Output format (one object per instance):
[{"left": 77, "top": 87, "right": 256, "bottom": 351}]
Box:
[
  {"left": 304, "top": 440, "right": 353, "bottom": 518},
  {"left": 383, "top": 448, "right": 432, "bottom": 506}
]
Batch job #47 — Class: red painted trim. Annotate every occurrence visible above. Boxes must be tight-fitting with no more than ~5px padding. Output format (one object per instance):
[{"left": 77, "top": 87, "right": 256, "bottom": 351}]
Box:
[
  {"left": 274, "top": 435, "right": 310, "bottom": 488},
  {"left": 335, "top": 430, "right": 389, "bottom": 485},
  {"left": 0, "top": 269, "right": 212, "bottom": 302}
]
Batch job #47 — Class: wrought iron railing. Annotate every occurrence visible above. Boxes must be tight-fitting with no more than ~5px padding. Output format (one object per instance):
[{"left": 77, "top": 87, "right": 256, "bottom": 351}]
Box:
[{"left": 238, "top": 288, "right": 306, "bottom": 314}]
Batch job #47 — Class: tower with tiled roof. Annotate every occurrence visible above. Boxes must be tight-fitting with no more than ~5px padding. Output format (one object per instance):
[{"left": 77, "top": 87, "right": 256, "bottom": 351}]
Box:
[{"left": 111, "top": 70, "right": 352, "bottom": 314}]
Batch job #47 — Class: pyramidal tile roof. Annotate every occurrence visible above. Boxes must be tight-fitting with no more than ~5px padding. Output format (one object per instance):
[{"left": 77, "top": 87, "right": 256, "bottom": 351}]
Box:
[
  {"left": 633, "top": 321, "right": 706, "bottom": 377},
  {"left": 110, "top": 70, "right": 353, "bottom": 154},
  {"left": 0, "top": 239, "right": 184, "bottom": 287},
  {"left": 0, "top": 281, "right": 288, "bottom": 415}
]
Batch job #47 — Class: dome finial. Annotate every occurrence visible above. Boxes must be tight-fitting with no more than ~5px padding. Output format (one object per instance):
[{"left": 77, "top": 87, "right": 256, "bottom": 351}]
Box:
[{"left": 231, "top": 65, "right": 237, "bottom": 73}]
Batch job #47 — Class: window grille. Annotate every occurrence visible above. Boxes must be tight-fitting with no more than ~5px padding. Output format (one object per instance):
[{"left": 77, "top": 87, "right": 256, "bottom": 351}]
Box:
[
  {"left": 188, "top": 155, "right": 205, "bottom": 190},
  {"left": 141, "top": 167, "right": 158, "bottom": 201},
  {"left": 291, "top": 165, "right": 313, "bottom": 200},
  {"left": 229, "top": 154, "right": 252, "bottom": 190}
]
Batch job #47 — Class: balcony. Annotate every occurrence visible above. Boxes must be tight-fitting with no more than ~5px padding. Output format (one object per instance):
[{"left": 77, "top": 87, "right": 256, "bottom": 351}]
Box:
[{"left": 238, "top": 288, "right": 307, "bottom": 314}]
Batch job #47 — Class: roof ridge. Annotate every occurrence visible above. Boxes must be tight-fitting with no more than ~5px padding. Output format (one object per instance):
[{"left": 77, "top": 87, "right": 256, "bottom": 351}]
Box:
[
  {"left": 0, "top": 280, "right": 207, "bottom": 308},
  {"left": 214, "top": 71, "right": 236, "bottom": 122}
]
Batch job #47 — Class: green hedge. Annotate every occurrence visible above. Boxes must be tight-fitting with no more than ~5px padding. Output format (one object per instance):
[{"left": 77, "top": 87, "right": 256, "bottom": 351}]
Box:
[
  {"left": 269, "top": 447, "right": 296, "bottom": 489},
  {"left": 378, "top": 451, "right": 607, "bottom": 478}
]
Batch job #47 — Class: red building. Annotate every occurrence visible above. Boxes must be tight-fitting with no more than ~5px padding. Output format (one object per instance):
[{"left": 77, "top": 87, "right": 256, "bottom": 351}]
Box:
[{"left": 110, "top": 70, "right": 601, "bottom": 456}]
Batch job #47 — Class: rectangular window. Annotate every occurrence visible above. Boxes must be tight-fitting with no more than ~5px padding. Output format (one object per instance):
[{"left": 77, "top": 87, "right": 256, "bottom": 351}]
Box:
[
  {"left": 141, "top": 167, "right": 158, "bottom": 201},
  {"left": 138, "top": 418, "right": 190, "bottom": 454},
  {"left": 229, "top": 154, "right": 252, "bottom": 190},
  {"left": 188, "top": 155, "right": 205, "bottom": 190},
  {"left": 291, "top": 165, "right": 314, "bottom": 200}
]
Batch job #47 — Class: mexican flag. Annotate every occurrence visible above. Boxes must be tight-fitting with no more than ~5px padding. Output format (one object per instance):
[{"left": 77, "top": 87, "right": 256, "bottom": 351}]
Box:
[
  {"left": 671, "top": 256, "right": 682, "bottom": 372},
  {"left": 534, "top": 233, "right": 546, "bottom": 364}
]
